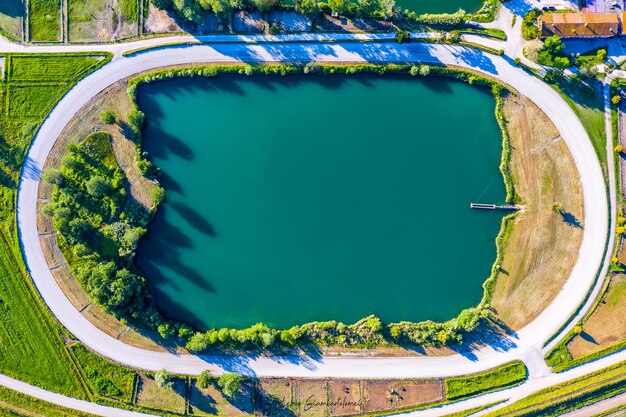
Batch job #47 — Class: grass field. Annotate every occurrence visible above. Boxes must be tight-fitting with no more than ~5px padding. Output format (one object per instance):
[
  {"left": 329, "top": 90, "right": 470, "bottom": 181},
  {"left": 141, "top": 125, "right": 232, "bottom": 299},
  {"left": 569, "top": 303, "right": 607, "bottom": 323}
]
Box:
[
  {"left": 9, "top": 55, "right": 105, "bottom": 81},
  {"left": 548, "top": 76, "right": 607, "bottom": 170},
  {"left": 445, "top": 361, "right": 527, "bottom": 400},
  {"left": 490, "top": 94, "right": 584, "bottom": 330},
  {"left": 567, "top": 275, "right": 626, "bottom": 358},
  {"left": 0, "top": 52, "right": 109, "bottom": 397},
  {"left": 29, "top": 0, "right": 62, "bottom": 42},
  {"left": 70, "top": 344, "right": 136, "bottom": 402}
]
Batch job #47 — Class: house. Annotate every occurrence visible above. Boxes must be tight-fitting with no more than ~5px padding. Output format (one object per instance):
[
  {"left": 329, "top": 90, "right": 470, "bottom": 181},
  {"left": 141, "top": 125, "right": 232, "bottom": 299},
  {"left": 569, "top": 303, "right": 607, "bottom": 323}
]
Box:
[{"left": 538, "top": 12, "right": 620, "bottom": 38}]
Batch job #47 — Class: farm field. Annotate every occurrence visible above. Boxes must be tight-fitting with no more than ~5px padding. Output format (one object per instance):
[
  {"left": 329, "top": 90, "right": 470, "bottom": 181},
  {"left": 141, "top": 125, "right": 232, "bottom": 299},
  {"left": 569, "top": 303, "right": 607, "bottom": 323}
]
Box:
[
  {"left": 29, "top": 0, "right": 62, "bottom": 42},
  {"left": 0, "top": 52, "right": 109, "bottom": 397}
]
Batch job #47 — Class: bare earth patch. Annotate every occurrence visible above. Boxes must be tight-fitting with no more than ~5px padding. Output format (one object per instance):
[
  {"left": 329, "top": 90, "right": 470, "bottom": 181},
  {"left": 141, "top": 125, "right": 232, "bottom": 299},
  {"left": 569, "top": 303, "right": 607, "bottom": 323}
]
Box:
[
  {"left": 362, "top": 380, "right": 443, "bottom": 414},
  {"left": 490, "top": 94, "right": 584, "bottom": 330},
  {"left": 568, "top": 275, "right": 626, "bottom": 357}
]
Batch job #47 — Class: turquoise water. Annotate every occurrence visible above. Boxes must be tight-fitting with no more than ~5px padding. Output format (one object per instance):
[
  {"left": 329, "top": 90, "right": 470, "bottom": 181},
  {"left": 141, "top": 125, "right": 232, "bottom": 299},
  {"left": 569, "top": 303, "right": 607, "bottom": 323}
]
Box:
[
  {"left": 136, "top": 75, "right": 505, "bottom": 330},
  {"left": 398, "top": 0, "right": 484, "bottom": 14}
]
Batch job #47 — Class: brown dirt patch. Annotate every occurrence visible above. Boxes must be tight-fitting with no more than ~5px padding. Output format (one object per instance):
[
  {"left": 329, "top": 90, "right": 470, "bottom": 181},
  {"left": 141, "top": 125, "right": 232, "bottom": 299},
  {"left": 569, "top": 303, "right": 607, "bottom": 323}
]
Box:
[
  {"left": 362, "top": 380, "right": 443, "bottom": 414},
  {"left": 296, "top": 379, "right": 329, "bottom": 417},
  {"left": 490, "top": 94, "right": 584, "bottom": 330},
  {"left": 568, "top": 275, "right": 626, "bottom": 357},
  {"left": 328, "top": 380, "right": 362, "bottom": 416}
]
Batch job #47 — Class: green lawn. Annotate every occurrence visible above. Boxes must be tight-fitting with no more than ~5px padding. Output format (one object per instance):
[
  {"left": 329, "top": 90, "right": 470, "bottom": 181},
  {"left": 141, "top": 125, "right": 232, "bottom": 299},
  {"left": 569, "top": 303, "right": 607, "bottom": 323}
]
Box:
[
  {"left": 0, "top": 52, "right": 110, "bottom": 397},
  {"left": 445, "top": 361, "right": 527, "bottom": 400},
  {"left": 9, "top": 55, "right": 105, "bottom": 81},
  {"left": 29, "top": 0, "right": 62, "bottom": 42},
  {"left": 548, "top": 75, "right": 607, "bottom": 169},
  {"left": 71, "top": 344, "right": 136, "bottom": 402}
]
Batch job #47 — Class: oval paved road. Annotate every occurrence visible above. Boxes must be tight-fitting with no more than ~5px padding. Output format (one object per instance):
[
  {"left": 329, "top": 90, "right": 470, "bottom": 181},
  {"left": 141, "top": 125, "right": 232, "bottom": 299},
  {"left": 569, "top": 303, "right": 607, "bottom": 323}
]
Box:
[{"left": 17, "top": 42, "right": 608, "bottom": 379}]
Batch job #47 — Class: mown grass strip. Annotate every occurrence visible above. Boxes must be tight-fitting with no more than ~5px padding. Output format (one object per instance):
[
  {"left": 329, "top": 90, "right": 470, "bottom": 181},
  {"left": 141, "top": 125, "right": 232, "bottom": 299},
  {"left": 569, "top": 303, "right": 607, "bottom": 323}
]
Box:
[
  {"left": 445, "top": 361, "right": 527, "bottom": 401},
  {"left": 483, "top": 360, "right": 626, "bottom": 417}
]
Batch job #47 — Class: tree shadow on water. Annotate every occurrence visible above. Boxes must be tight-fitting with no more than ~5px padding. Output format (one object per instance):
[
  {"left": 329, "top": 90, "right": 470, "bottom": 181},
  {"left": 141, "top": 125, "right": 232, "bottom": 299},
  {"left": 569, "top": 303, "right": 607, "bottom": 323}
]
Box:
[{"left": 170, "top": 201, "right": 217, "bottom": 237}]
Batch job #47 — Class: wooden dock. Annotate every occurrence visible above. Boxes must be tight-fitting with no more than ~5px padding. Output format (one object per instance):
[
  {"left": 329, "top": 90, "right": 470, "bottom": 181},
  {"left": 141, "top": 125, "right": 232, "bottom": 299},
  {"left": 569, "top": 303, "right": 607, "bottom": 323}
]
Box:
[{"left": 470, "top": 203, "right": 518, "bottom": 210}]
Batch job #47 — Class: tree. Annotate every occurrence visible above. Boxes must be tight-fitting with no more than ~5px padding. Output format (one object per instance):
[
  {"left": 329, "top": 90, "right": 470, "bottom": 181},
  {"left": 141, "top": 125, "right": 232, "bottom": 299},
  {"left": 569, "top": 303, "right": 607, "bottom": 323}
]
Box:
[
  {"left": 172, "top": 0, "right": 204, "bottom": 23},
  {"left": 154, "top": 369, "right": 174, "bottom": 389},
  {"left": 409, "top": 66, "right": 419, "bottom": 76},
  {"left": 218, "top": 373, "right": 244, "bottom": 397},
  {"left": 251, "top": 0, "right": 279, "bottom": 12},
  {"left": 86, "top": 175, "right": 110, "bottom": 197},
  {"left": 418, "top": 65, "right": 430, "bottom": 76},
  {"left": 100, "top": 110, "right": 116, "bottom": 125},
  {"left": 206, "top": 0, "right": 233, "bottom": 18},
  {"left": 158, "top": 322, "right": 176, "bottom": 339},
  {"left": 197, "top": 370, "right": 213, "bottom": 389},
  {"left": 127, "top": 109, "right": 145, "bottom": 132},
  {"left": 328, "top": 0, "right": 351, "bottom": 15},
  {"left": 395, "top": 30, "right": 410, "bottom": 44},
  {"left": 42, "top": 169, "right": 63, "bottom": 185},
  {"left": 122, "top": 227, "right": 145, "bottom": 250},
  {"left": 280, "top": 326, "right": 303, "bottom": 346},
  {"left": 543, "top": 35, "right": 565, "bottom": 56},
  {"left": 612, "top": 95, "right": 622, "bottom": 105},
  {"left": 356, "top": 0, "right": 376, "bottom": 16},
  {"left": 597, "top": 48, "right": 607, "bottom": 62},
  {"left": 552, "top": 203, "right": 564, "bottom": 213},
  {"left": 378, "top": 0, "right": 395, "bottom": 19},
  {"left": 615, "top": 145, "right": 624, "bottom": 153},
  {"left": 573, "top": 325, "right": 583, "bottom": 334},
  {"left": 295, "top": 0, "right": 319, "bottom": 18},
  {"left": 151, "top": 185, "right": 166, "bottom": 206}
]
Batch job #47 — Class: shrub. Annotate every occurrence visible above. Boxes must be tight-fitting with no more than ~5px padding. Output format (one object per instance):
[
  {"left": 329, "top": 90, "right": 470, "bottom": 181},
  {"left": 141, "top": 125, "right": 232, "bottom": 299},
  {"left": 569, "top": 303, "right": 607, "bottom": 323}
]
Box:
[
  {"left": 395, "top": 30, "right": 410, "bottom": 44},
  {"left": 86, "top": 175, "right": 110, "bottom": 197},
  {"left": 151, "top": 185, "right": 166, "bottom": 206},
  {"left": 154, "top": 369, "right": 174, "bottom": 389},
  {"left": 127, "top": 109, "right": 145, "bottom": 133},
  {"left": 295, "top": 0, "right": 319, "bottom": 17},
  {"left": 522, "top": 9, "right": 542, "bottom": 40},
  {"left": 197, "top": 370, "right": 213, "bottom": 389},
  {"left": 218, "top": 373, "right": 244, "bottom": 397},
  {"left": 100, "top": 110, "right": 116, "bottom": 125},
  {"left": 612, "top": 95, "right": 621, "bottom": 105}
]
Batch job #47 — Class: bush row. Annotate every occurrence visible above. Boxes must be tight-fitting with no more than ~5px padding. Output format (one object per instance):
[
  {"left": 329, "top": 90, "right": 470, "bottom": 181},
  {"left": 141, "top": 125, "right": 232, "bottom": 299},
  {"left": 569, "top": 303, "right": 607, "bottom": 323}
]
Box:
[{"left": 151, "top": 0, "right": 494, "bottom": 25}]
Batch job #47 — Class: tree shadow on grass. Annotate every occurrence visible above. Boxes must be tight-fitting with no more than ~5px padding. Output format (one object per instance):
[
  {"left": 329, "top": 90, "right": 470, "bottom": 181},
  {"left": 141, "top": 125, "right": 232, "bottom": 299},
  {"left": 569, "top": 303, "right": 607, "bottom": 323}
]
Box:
[
  {"left": 255, "top": 384, "right": 298, "bottom": 417},
  {"left": 449, "top": 317, "right": 519, "bottom": 362},
  {"left": 560, "top": 211, "right": 583, "bottom": 229}
]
